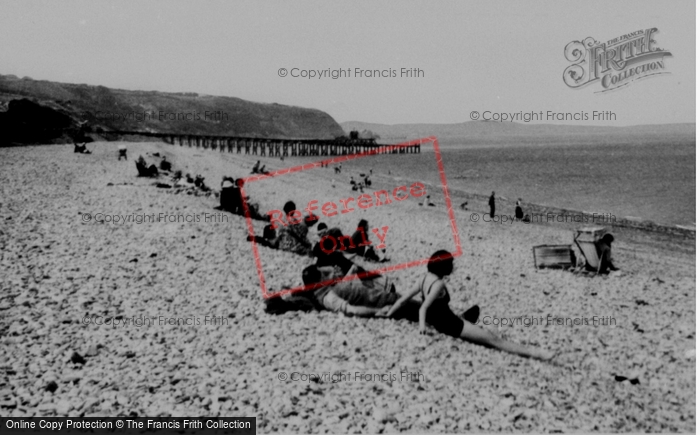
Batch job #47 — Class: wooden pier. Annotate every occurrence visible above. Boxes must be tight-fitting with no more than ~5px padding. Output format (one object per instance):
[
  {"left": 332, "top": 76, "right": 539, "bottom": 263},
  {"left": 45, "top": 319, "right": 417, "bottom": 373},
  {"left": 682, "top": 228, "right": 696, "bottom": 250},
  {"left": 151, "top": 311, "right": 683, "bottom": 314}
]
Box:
[{"left": 106, "top": 130, "right": 420, "bottom": 156}]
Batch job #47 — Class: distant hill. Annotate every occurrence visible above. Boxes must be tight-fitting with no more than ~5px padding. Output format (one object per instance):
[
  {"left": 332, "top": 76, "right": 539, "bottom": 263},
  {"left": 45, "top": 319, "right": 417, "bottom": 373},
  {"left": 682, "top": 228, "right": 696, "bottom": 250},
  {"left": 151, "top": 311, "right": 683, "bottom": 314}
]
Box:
[
  {"left": 341, "top": 120, "right": 696, "bottom": 146},
  {"left": 0, "top": 74, "right": 344, "bottom": 145}
]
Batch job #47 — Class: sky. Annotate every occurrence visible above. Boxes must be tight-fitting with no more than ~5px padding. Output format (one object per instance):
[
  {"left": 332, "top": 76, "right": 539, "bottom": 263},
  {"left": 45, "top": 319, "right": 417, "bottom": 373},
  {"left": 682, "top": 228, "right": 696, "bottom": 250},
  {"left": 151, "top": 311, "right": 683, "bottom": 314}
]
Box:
[{"left": 0, "top": 0, "right": 695, "bottom": 126}]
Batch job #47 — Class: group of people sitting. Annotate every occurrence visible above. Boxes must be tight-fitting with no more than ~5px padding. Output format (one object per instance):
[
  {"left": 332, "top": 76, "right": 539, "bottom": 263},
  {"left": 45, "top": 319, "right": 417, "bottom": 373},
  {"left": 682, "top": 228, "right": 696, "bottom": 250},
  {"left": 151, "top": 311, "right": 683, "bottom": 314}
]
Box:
[
  {"left": 246, "top": 201, "right": 555, "bottom": 361},
  {"left": 350, "top": 173, "right": 372, "bottom": 192},
  {"left": 173, "top": 172, "right": 209, "bottom": 191},
  {"left": 73, "top": 142, "right": 92, "bottom": 154},
  {"left": 251, "top": 161, "right": 270, "bottom": 175},
  {"left": 220, "top": 176, "right": 267, "bottom": 220},
  {"left": 134, "top": 154, "right": 173, "bottom": 177},
  {"left": 246, "top": 201, "right": 388, "bottom": 263},
  {"left": 247, "top": 201, "right": 317, "bottom": 254},
  {"left": 135, "top": 155, "right": 159, "bottom": 177},
  {"left": 266, "top": 247, "right": 555, "bottom": 362}
]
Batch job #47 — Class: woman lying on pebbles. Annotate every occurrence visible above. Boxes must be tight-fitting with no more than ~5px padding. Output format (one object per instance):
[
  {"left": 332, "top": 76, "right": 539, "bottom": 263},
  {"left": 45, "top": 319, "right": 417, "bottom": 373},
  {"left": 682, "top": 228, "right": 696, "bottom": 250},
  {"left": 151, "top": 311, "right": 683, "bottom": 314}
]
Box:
[{"left": 377, "top": 250, "right": 557, "bottom": 362}]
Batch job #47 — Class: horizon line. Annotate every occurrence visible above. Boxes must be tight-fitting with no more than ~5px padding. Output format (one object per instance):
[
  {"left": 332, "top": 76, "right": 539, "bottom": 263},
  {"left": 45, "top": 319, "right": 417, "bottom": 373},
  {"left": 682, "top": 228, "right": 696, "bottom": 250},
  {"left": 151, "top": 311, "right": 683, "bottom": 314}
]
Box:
[{"left": 338, "top": 119, "right": 697, "bottom": 129}]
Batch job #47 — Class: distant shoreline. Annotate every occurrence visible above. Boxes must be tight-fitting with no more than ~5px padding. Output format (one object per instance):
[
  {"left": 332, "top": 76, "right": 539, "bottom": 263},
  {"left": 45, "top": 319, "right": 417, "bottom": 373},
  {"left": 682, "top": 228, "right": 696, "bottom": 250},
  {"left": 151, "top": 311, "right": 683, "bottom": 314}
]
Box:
[
  {"left": 15, "top": 138, "right": 695, "bottom": 239},
  {"left": 452, "top": 190, "right": 695, "bottom": 239},
  {"left": 363, "top": 167, "right": 696, "bottom": 240}
]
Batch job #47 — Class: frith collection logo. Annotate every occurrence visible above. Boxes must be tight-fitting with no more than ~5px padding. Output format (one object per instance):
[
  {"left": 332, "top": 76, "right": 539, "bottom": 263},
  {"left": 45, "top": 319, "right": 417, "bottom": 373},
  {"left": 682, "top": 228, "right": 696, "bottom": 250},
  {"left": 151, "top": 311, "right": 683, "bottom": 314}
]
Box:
[{"left": 563, "top": 28, "right": 672, "bottom": 93}]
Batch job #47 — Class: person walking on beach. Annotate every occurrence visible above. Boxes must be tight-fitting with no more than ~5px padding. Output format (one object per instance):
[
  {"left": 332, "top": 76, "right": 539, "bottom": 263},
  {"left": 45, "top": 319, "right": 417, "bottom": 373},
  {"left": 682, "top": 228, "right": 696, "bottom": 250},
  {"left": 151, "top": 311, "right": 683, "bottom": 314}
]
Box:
[
  {"left": 378, "top": 250, "right": 555, "bottom": 361},
  {"left": 489, "top": 192, "right": 496, "bottom": 219}
]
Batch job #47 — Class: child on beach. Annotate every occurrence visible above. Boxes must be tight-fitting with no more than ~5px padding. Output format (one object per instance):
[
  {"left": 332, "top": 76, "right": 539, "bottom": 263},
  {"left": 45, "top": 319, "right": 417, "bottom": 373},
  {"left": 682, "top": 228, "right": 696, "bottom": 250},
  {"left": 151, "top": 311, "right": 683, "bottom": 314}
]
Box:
[{"left": 378, "top": 250, "right": 555, "bottom": 361}]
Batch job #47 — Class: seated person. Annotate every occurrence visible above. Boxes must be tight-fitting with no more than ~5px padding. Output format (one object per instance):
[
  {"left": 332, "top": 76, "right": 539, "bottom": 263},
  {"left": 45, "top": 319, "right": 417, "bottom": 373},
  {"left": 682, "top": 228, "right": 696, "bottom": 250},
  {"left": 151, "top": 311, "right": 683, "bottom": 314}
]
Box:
[
  {"left": 118, "top": 146, "right": 127, "bottom": 160},
  {"left": 275, "top": 201, "right": 316, "bottom": 254},
  {"left": 596, "top": 233, "right": 618, "bottom": 274},
  {"left": 248, "top": 201, "right": 316, "bottom": 254},
  {"left": 312, "top": 226, "right": 384, "bottom": 270},
  {"left": 135, "top": 155, "right": 158, "bottom": 177},
  {"left": 313, "top": 227, "right": 351, "bottom": 268},
  {"left": 378, "top": 250, "right": 556, "bottom": 361},
  {"left": 73, "top": 142, "right": 91, "bottom": 154},
  {"left": 315, "top": 222, "right": 329, "bottom": 240},
  {"left": 176, "top": 173, "right": 194, "bottom": 187},
  {"left": 160, "top": 156, "right": 172, "bottom": 171},
  {"left": 515, "top": 199, "right": 524, "bottom": 220},
  {"left": 348, "top": 219, "right": 382, "bottom": 262},
  {"left": 419, "top": 195, "right": 435, "bottom": 207},
  {"left": 221, "top": 176, "right": 235, "bottom": 187},
  {"left": 220, "top": 177, "right": 241, "bottom": 213},
  {"left": 252, "top": 160, "right": 261, "bottom": 174},
  {"left": 220, "top": 178, "right": 263, "bottom": 219},
  {"left": 302, "top": 264, "right": 398, "bottom": 317},
  {"left": 262, "top": 223, "right": 277, "bottom": 240}
]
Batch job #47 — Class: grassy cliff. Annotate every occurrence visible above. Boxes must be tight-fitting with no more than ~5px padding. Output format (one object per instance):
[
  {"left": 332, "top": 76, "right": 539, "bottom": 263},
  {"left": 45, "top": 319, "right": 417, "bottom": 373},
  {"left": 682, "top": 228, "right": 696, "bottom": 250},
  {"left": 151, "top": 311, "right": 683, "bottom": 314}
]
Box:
[{"left": 0, "top": 74, "right": 344, "bottom": 145}]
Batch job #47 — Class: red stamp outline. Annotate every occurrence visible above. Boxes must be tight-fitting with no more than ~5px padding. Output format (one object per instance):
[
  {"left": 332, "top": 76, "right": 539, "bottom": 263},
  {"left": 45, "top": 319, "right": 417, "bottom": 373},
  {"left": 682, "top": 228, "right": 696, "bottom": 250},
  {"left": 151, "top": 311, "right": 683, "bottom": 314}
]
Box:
[{"left": 240, "top": 136, "right": 462, "bottom": 299}]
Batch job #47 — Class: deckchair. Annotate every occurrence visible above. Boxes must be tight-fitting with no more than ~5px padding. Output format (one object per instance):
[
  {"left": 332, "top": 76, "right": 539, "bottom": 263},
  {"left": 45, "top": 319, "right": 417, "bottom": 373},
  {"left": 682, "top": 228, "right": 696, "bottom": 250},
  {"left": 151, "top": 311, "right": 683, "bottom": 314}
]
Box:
[{"left": 573, "top": 227, "right": 607, "bottom": 271}]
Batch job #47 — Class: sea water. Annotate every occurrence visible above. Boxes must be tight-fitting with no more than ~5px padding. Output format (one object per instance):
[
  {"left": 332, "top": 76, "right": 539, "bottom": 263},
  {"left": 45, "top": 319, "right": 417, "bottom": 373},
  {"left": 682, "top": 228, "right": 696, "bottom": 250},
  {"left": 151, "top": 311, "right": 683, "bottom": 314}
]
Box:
[{"left": 337, "top": 139, "right": 695, "bottom": 226}]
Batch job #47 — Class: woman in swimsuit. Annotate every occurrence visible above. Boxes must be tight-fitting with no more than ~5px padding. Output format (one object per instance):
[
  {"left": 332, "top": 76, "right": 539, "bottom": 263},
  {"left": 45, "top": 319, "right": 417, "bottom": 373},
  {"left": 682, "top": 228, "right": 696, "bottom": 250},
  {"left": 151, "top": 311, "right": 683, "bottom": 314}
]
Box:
[{"left": 379, "top": 250, "right": 555, "bottom": 361}]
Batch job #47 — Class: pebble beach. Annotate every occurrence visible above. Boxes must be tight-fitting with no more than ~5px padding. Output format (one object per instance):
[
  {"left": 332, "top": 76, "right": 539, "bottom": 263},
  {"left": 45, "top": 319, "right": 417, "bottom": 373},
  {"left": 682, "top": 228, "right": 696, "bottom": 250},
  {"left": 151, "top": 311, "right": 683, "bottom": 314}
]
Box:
[{"left": 0, "top": 141, "right": 695, "bottom": 432}]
